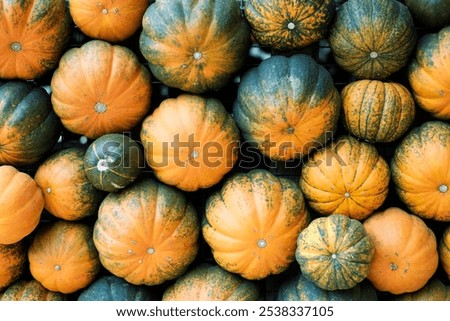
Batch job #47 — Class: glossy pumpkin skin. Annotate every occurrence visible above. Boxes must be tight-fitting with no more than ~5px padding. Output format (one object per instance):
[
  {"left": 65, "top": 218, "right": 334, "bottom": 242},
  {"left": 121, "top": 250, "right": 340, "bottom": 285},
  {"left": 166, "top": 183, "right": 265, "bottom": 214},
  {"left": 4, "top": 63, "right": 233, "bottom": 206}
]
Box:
[
  {"left": 140, "top": 94, "right": 240, "bottom": 192},
  {"left": 1, "top": 280, "right": 66, "bottom": 301},
  {"left": 233, "top": 54, "right": 340, "bottom": 161},
  {"left": 391, "top": 121, "right": 450, "bottom": 221},
  {"left": 139, "top": 0, "right": 251, "bottom": 94},
  {"left": 0, "top": 241, "right": 27, "bottom": 291},
  {"left": 341, "top": 80, "right": 415, "bottom": 143},
  {"left": 408, "top": 26, "right": 450, "bottom": 120},
  {"left": 28, "top": 220, "right": 101, "bottom": 294},
  {"left": 328, "top": 0, "right": 416, "bottom": 80},
  {"left": 243, "top": 0, "right": 335, "bottom": 51},
  {"left": 34, "top": 148, "right": 105, "bottom": 221},
  {"left": 0, "top": 0, "right": 71, "bottom": 80},
  {"left": 0, "top": 82, "right": 62, "bottom": 167},
  {"left": 0, "top": 165, "right": 43, "bottom": 245},
  {"left": 69, "top": 0, "right": 149, "bottom": 42},
  {"left": 84, "top": 134, "right": 143, "bottom": 192},
  {"left": 162, "top": 264, "right": 260, "bottom": 301},
  {"left": 93, "top": 178, "right": 199, "bottom": 286},
  {"left": 363, "top": 207, "right": 439, "bottom": 295},
  {"left": 202, "top": 169, "right": 309, "bottom": 280},
  {"left": 295, "top": 214, "right": 374, "bottom": 291},
  {"left": 50, "top": 40, "right": 152, "bottom": 139},
  {"left": 394, "top": 278, "right": 449, "bottom": 301},
  {"left": 300, "top": 135, "right": 390, "bottom": 220},
  {"left": 439, "top": 226, "right": 450, "bottom": 279},
  {"left": 404, "top": 0, "right": 450, "bottom": 29}
]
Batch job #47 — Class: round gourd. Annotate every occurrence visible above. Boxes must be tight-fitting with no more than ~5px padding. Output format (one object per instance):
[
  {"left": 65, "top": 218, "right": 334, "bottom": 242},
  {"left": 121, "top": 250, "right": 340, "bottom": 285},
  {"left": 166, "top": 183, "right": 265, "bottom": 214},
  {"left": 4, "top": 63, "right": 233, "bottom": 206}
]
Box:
[
  {"left": 1, "top": 280, "right": 66, "bottom": 301},
  {"left": 300, "top": 135, "right": 390, "bottom": 220},
  {"left": 394, "top": 278, "right": 449, "bottom": 301},
  {"left": 50, "top": 40, "right": 152, "bottom": 139},
  {"left": 0, "top": 241, "right": 27, "bottom": 291},
  {"left": 93, "top": 178, "right": 199, "bottom": 286},
  {"left": 295, "top": 214, "right": 374, "bottom": 291},
  {"left": 0, "top": 0, "right": 71, "bottom": 79},
  {"left": 0, "top": 81, "right": 62, "bottom": 167},
  {"left": 439, "top": 225, "right": 450, "bottom": 279},
  {"left": 363, "top": 207, "right": 439, "bottom": 295},
  {"left": 34, "top": 148, "right": 105, "bottom": 221},
  {"left": 140, "top": 94, "right": 240, "bottom": 192},
  {"left": 233, "top": 54, "right": 341, "bottom": 161},
  {"left": 243, "top": 0, "right": 335, "bottom": 51},
  {"left": 404, "top": 0, "right": 450, "bottom": 29},
  {"left": 139, "top": 0, "right": 251, "bottom": 94},
  {"left": 328, "top": 0, "right": 416, "bottom": 80},
  {"left": 28, "top": 220, "right": 101, "bottom": 294},
  {"left": 391, "top": 121, "right": 450, "bottom": 221},
  {"left": 0, "top": 165, "right": 43, "bottom": 245},
  {"left": 202, "top": 169, "right": 309, "bottom": 280},
  {"left": 341, "top": 80, "right": 415, "bottom": 143},
  {"left": 84, "top": 134, "right": 143, "bottom": 192}
]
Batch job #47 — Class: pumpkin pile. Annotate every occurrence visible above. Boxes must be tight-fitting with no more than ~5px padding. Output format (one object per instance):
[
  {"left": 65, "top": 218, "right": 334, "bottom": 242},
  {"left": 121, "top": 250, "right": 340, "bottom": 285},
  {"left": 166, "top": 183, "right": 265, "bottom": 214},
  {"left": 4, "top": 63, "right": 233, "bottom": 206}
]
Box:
[{"left": 0, "top": 0, "right": 450, "bottom": 302}]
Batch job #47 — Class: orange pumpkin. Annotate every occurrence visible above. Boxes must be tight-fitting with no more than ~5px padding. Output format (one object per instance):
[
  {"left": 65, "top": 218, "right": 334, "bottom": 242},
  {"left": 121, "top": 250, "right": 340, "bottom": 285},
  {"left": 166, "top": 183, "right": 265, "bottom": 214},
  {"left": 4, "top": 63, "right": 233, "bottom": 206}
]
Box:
[
  {"left": 1, "top": 280, "right": 66, "bottom": 301},
  {"left": 439, "top": 225, "right": 450, "bottom": 280},
  {"left": 0, "top": 241, "right": 27, "bottom": 291}
]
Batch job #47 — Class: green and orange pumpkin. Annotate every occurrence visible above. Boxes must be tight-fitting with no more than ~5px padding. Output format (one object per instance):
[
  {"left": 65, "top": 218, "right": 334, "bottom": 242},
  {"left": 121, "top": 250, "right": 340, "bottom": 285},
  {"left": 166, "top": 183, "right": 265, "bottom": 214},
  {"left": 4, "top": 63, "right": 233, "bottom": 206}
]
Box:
[
  {"left": 1, "top": 280, "right": 66, "bottom": 301},
  {"left": 439, "top": 225, "right": 450, "bottom": 280},
  {"left": 0, "top": 240, "right": 28, "bottom": 291}
]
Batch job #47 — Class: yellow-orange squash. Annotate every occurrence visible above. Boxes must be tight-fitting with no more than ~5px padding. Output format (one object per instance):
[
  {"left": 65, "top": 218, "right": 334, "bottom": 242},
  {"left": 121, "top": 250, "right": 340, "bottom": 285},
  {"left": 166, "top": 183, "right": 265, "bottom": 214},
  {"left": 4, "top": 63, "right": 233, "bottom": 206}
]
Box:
[
  {"left": 1, "top": 280, "right": 66, "bottom": 301},
  {"left": 394, "top": 278, "right": 449, "bottom": 301},
  {"left": 439, "top": 225, "right": 450, "bottom": 279},
  {"left": 0, "top": 241, "right": 27, "bottom": 291}
]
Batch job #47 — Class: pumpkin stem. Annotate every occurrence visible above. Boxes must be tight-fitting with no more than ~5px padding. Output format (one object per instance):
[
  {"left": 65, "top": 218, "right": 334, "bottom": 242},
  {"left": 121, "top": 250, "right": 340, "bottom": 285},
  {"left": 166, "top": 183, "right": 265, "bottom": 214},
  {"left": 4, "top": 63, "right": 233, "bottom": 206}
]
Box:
[
  {"left": 193, "top": 52, "right": 203, "bottom": 60},
  {"left": 257, "top": 239, "right": 267, "bottom": 248},
  {"left": 10, "top": 42, "right": 22, "bottom": 52},
  {"left": 287, "top": 22, "right": 296, "bottom": 30},
  {"left": 439, "top": 184, "right": 448, "bottom": 193},
  {"left": 94, "top": 102, "right": 107, "bottom": 113},
  {"left": 97, "top": 159, "right": 110, "bottom": 171},
  {"left": 369, "top": 52, "right": 378, "bottom": 59}
]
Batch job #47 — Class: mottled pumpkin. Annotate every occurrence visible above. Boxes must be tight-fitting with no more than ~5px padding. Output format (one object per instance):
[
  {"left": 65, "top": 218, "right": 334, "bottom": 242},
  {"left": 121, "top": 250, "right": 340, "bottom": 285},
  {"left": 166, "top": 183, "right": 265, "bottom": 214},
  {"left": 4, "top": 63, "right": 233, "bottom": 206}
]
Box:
[
  {"left": 363, "top": 207, "right": 439, "bottom": 295},
  {"left": 93, "top": 178, "right": 199, "bottom": 286},
  {"left": 300, "top": 135, "right": 390, "bottom": 220},
  {"left": 1, "top": 280, "right": 66, "bottom": 301},
  {"left": 439, "top": 225, "right": 450, "bottom": 279},
  {"left": 50, "top": 40, "right": 152, "bottom": 139},
  {"left": 341, "top": 80, "right": 415, "bottom": 143},
  {"left": 162, "top": 264, "right": 260, "bottom": 301},
  {"left": 140, "top": 94, "right": 240, "bottom": 192},
  {"left": 328, "top": 0, "right": 416, "bottom": 80},
  {"left": 0, "top": 0, "right": 71, "bottom": 79},
  {"left": 233, "top": 54, "right": 340, "bottom": 161},
  {"left": 404, "top": 0, "right": 450, "bottom": 29},
  {"left": 139, "top": 0, "right": 251, "bottom": 94},
  {"left": 394, "top": 278, "right": 449, "bottom": 301},
  {"left": 0, "top": 241, "right": 27, "bottom": 291},
  {"left": 391, "top": 121, "right": 450, "bottom": 221},
  {"left": 202, "top": 169, "right": 309, "bottom": 280}
]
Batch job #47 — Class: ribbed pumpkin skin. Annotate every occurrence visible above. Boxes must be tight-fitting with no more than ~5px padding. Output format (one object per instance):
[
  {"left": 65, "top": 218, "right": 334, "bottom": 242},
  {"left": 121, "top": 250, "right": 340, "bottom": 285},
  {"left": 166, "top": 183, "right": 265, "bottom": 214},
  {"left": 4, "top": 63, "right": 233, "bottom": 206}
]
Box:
[
  {"left": 391, "top": 121, "right": 450, "bottom": 221},
  {"left": 93, "top": 178, "right": 199, "bottom": 286},
  {"left": 1, "top": 280, "right": 66, "bottom": 301},
  {"left": 50, "top": 40, "right": 152, "bottom": 139},
  {"left": 0, "top": 82, "right": 62, "bottom": 167},
  {"left": 328, "top": 0, "right": 416, "bottom": 80},
  {"left": 394, "top": 278, "right": 449, "bottom": 301},
  {"left": 300, "top": 136, "right": 390, "bottom": 220},
  {"left": 404, "top": 0, "right": 450, "bottom": 29},
  {"left": 295, "top": 214, "right": 374, "bottom": 291},
  {"left": 28, "top": 221, "right": 101, "bottom": 294},
  {"left": 243, "top": 0, "right": 335, "bottom": 51},
  {"left": 0, "top": 0, "right": 71, "bottom": 80},
  {"left": 202, "top": 169, "right": 309, "bottom": 280},
  {"left": 139, "top": 0, "right": 251, "bottom": 94},
  {"left": 439, "top": 226, "right": 450, "bottom": 279},
  {"left": 69, "top": 0, "right": 149, "bottom": 42},
  {"left": 162, "top": 264, "right": 260, "bottom": 301},
  {"left": 0, "top": 241, "right": 27, "bottom": 291},
  {"left": 341, "top": 80, "right": 415, "bottom": 143},
  {"left": 408, "top": 26, "right": 450, "bottom": 120},
  {"left": 233, "top": 54, "right": 340, "bottom": 161},
  {"left": 363, "top": 207, "right": 439, "bottom": 295},
  {"left": 34, "top": 148, "right": 105, "bottom": 221},
  {"left": 140, "top": 94, "right": 240, "bottom": 192},
  {"left": 0, "top": 165, "right": 43, "bottom": 245}
]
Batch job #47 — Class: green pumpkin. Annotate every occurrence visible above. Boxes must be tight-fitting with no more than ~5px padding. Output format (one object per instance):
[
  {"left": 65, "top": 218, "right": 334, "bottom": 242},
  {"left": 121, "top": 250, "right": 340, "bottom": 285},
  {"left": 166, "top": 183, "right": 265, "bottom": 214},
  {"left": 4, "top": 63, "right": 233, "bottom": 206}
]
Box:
[{"left": 404, "top": 0, "right": 450, "bottom": 29}]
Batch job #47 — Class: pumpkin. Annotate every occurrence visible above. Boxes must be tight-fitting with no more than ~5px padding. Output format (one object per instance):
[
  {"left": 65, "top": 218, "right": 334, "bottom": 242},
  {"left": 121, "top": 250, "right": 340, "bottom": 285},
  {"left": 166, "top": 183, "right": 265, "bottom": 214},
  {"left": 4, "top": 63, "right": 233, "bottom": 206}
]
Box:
[
  {"left": 394, "top": 278, "right": 449, "bottom": 301},
  {"left": 404, "top": 0, "right": 450, "bottom": 29},
  {"left": 0, "top": 81, "right": 62, "bottom": 167},
  {"left": 340, "top": 80, "right": 415, "bottom": 143},
  {"left": 0, "top": 165, "right": 43, "bottom": 244},
  {"left": 50, "top": 40, "right": 152, "bottom": 139},
  {"left": 1, "top": 280, "right": 66, "bottom": 301},
  {"left": 0, "top": 0, "right": 71, "bottom": 80},
  {"left": 28, "top": 220, "right": 101, "bottom": 294},
  {"left": 0, "top": 241, "right": 27, "bottom": 291},
  {"left": 407, "top": 26, "right": 450, "bottom": 120},
  {"left": 34, "top": 147, "right": 105, "bottom": 221},
  {"left": 439, "top": 225, "right": 450, "bottom": 279},
  {"left": 93, "top": 178, "right": 199, "bottom": 286},
  {"left": 202, "top": 169, "right": 309, "bottom": 280},
  {"left": 295, "top": 214, "right": 374, "bottom": 291},
  {"left": 328, "top": 0, "right": 416, "bottom": 80},
  {"left": 300, "top": 135, "right": 390, "bottom": 220},
  {"left": 68, "top": 0, "right": 149, "bottom": 42},
  {"left": 363, "top": 207, "right": 439, "bottom": 294},
  {"left": 233, "top": 54, "right": 340, "bottom": 161},
  {"left": 84, "top": 133, "right": 144, "bottom": 192},
  {"left": 391, "top": 121, "right": 450, "bottom": 221},
  {"left": 243, "top": 0, "right": 335, "bottom": 51},
  {"left": 139, "top": 0, "right": 251, "bottom": 94},
  {"left": 78, "top": 275, "right": 156, "bottom": 301},
  {"left": 162, "top": 264, "right": 260, "bottom": 301},
  {"left": 140, "top": 94, "right": 240, "bottom": 192}
]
